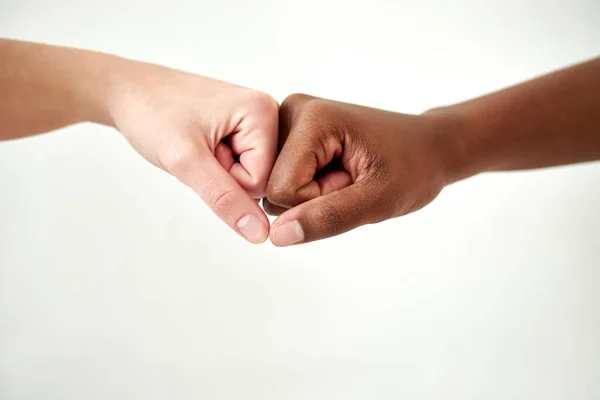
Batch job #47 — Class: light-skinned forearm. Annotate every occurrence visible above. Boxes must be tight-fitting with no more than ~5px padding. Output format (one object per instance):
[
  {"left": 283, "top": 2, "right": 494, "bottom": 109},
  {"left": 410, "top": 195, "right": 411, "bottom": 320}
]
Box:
[
  {"left": 0, "top": 39, "right": 123, "bottom": 140},
  {"left": 437, "top": 57, "right": 600, "bottom": 183}
]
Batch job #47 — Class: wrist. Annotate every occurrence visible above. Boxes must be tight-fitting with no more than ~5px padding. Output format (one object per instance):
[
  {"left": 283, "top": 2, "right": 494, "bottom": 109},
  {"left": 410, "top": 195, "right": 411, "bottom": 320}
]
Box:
[
  {"left": 69, "top": 49, "right": 128, "bottom": 128},
  {"left": 423, "top": 105, "right": 483, "bottom": 185}
]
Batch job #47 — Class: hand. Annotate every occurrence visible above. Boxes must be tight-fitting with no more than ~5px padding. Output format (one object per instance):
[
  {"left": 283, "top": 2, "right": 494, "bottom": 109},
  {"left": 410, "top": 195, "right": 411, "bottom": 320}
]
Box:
[
  {"left": 264, "top": 94, "right": 461, "bottom": 246},
  {"left": 108, "top": 61, "right": 278, "bottom": 244}
]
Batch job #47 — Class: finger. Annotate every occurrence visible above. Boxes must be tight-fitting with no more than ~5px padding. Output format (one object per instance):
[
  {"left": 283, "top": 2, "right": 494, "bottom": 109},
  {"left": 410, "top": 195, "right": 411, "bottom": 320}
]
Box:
[
  {"left": 228, "top": 99, "right": 279, "bottom": 199},
  {"left": 276, "top": 93, "right": 314, "bottom": 150},
  {"left": 263, "top": 198, "right": 287, "bottom": 216},
  {"left": 215, "top": 141, "right": 235, "bottom": 172},
  {"left": 176, "top": 147, "right": 270, "bottom": 244},
  {"left": 266, "top": 122, "right": 343, "bottom": 209},
  {"left": 269, "top": 181, "right": 384, "bottom": 246},
  {"left": 262, "top": 169, "right": 352, "bottom": 216},
  {"left": 229, "top": 148, "right": 276, "bottom": 198},
  {"left": 219, "top": 141, "right": 273, "bottom": 200},
  {"left": 316, "top": 169, "right": 352, "bottom": 195}
]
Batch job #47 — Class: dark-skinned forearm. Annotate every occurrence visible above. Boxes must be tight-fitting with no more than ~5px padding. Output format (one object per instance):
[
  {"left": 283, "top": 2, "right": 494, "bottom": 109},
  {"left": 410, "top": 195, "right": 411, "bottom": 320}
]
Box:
[{"left": 438, "top": 57, "right": 600, "bottom": 183}]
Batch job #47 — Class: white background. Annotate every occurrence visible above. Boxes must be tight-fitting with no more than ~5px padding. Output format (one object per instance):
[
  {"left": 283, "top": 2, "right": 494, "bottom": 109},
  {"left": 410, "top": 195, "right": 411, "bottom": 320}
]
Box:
[{"left": 1, "top": 0, "right": 599, "bottom": 399}]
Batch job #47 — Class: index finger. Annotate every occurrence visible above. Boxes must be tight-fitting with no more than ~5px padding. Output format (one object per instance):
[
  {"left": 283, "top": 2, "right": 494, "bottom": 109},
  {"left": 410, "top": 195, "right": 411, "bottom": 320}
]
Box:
[
  {"left": 228, "top": 96, "right": 279, "bottom": 199},
  {"left": 266, "top": 94, "right": 345, "bottom": 208}
]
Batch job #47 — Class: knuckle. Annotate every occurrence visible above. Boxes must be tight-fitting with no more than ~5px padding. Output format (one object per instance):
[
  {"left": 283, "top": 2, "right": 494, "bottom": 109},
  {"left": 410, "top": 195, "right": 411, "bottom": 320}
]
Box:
[
  {"left": 266, "top": 181, "right": 296, "bottom": 207},
  {"left": 281, "top": 93, "right": 311, "bottom": 111},
  {"left": 279, "top": 93, "right": 315, "bottom": 129},
  {"left": 301, "top": 98, "right": 326, "bottom": 116},
  {"left": 205, "top": 181, "right": 238, "bottom": 216},
  {"left": 246, "top": 177, "right": 268, "bottom": 199},
  {"left": 298, "top": 99, "right": 328, "bottom": 126},
  {"left": 246, "top": 90, "right": 279, "bottom": 116}
]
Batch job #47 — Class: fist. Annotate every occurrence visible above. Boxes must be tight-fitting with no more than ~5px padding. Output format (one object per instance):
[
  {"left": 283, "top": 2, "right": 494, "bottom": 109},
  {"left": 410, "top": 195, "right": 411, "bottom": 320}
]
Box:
[
  {"left": 108, "top": 60, "right": 278, "bottom": 243},
  {"left": 264, "top": 94, "right": 458, "bottom": 246}
]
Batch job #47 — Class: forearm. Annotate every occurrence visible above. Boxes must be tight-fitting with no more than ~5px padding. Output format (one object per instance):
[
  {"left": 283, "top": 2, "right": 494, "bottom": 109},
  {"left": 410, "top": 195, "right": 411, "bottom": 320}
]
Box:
[
  {"left": 438, "top": 57, "right": 600, "bottom": 182},
  {"left": 0, "top": 39, "right": 121, "bottom": 140}
]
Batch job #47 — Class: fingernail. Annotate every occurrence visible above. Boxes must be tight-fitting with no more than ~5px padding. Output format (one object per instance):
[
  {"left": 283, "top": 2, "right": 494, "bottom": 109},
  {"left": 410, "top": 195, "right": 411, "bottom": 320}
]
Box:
[
  {"left": 272, "top": 220, "right": 304, "bottom": 246},
  {"left": 237, "top": 214, "right": 268, "bottom": 244}
]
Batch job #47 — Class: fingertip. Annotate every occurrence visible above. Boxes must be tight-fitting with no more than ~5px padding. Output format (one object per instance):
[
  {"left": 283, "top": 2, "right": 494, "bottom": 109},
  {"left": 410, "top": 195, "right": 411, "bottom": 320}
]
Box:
[
  {"left": 185, "top": 152, "right": 270, "bottom": 245},
  {"left": 270, "top": 219, "right": 305, "bottom": 247},
  {"left": 237, "top": 213, "right": 269, "bottom": 244}
]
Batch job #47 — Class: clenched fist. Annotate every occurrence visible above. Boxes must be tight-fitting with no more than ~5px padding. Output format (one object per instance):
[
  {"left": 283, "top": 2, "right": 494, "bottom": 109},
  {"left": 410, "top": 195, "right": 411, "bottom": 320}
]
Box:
[
  {"left": 4, "top": 39, "right": 599, "bottom": 247},
  {"left": 109, "top": 62, "right": 279, "bottom": 244},
  {"left": 1, "top": 39, "right": 280, "bottom": 244},
  {"left": 264, "top": 94, "right": 460, "bottom": 246}
]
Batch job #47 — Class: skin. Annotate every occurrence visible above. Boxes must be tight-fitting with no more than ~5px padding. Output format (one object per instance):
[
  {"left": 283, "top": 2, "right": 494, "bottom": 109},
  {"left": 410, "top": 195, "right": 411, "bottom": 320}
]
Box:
[
  {"left": 2, "top": 39, "right": 598, "bottom": 247},
  {"left": 0, "top": 39, "right": 278, "bottom": 244},
  {"left": 265, "top": 57, "right": 600, "bottom": 246}
]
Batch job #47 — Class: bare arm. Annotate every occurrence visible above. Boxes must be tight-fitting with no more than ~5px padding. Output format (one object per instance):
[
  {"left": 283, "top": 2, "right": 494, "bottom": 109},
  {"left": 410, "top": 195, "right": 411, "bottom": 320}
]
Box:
[
  {"left": 440, "top": 57, "right": 600, "bottom": 182},
  {"left": 264, "top": 58, "right": 600, "bottom": 246},
  {"left": 0, "top": 39, "right": 117, "bottom": 139},
  {"left": 0, "top": 39, "right": 279, "bottom": 244}
]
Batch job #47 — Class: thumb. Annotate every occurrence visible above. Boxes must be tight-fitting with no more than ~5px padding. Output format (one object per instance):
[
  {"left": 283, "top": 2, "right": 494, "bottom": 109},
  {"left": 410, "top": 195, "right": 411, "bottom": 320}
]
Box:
[
  {"left": 173, "top": 146, "right": 270, "bottom": 244},
  {"left": 269, "top": 181, "right": 384, "bottom": 246}
]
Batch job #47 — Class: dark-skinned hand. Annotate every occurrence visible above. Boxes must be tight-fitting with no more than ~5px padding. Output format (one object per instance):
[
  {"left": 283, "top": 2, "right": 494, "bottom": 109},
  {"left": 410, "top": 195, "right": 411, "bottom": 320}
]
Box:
[{"left": 263, "top": 94, "right": 460, "bottom": 246}]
